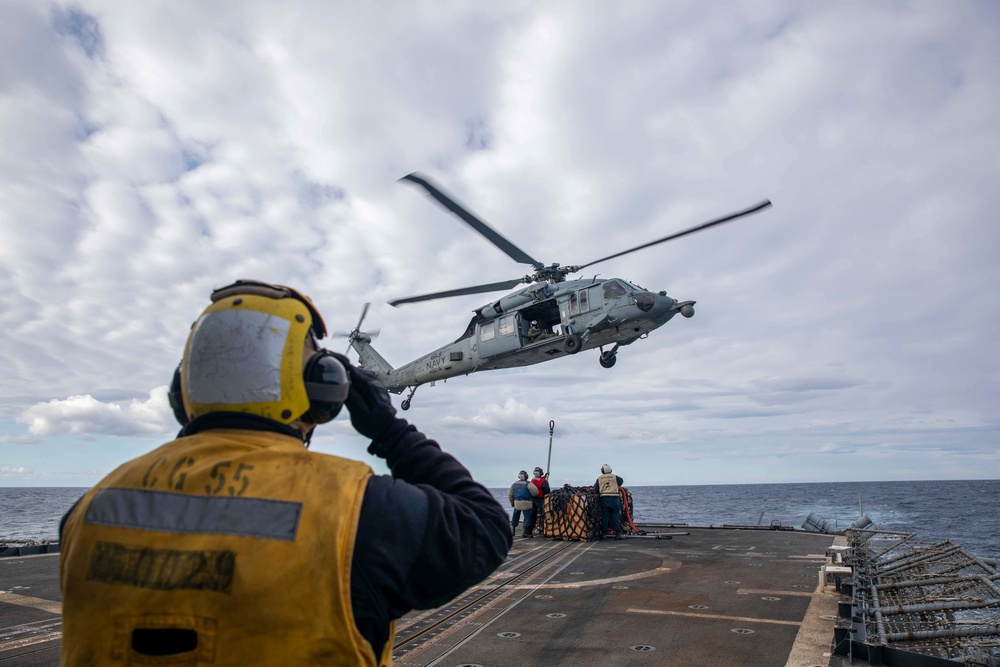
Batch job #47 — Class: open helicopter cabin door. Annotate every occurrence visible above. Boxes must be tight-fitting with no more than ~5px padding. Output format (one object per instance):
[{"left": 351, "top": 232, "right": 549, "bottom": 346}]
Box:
[{"left": 476, "top": 313, "right": 521, "bottom": 358}]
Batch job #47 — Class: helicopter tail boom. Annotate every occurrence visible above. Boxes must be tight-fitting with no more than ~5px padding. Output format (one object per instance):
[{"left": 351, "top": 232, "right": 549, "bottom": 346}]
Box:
[{"left": 349, "top": 334, "right": 394, "bottom": 378}]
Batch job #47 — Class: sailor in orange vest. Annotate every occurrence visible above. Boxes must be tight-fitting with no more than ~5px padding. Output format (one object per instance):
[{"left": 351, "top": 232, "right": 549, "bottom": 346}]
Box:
[
  {"left": 58, "top": 280, "right": 512, "bottom": 666},
  {"left": 594, "top": 464, "right": 625, "bottom": 540}
]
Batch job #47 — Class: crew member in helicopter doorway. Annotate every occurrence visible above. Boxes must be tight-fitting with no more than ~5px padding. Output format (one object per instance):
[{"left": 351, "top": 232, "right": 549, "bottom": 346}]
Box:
[
  {"left": 508, "top": 470, "right": 538, "bottom": 536},
  {"left": 595, "top": 464, "right": 625, "bottom": 540}
]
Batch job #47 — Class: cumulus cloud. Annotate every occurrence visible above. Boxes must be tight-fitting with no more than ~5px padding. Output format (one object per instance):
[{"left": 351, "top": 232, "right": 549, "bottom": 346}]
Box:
[
  {"left": 0, "top": 2, "right": 998, "bottom": 484},
  {"left": 442, "top": 398, "right": 551, "bottom": 434},
  {"left": 17, "top": 386, "right": 174, "bottom": 438}
]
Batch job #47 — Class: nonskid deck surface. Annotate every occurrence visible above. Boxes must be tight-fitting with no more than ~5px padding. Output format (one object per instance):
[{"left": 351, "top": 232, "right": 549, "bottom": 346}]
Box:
[
  {"left": 0, "top": 552, "right": 62, "bottom": 665},
  {"left": 393, "top": 526, "right": 839, "bottom": 666},
  {"left": 0, "top": 527, "right": 840, "bottom": 666}
]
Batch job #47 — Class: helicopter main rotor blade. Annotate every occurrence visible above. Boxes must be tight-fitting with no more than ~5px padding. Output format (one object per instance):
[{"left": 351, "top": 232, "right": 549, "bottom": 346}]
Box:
[
  {"left": 354, "top": 302, "right": 370, "bottom": 332},
  {"left": 401, "top": 173, "right": 544, "bottom": 269},
  {"left": 389, "top": 277, "right": 527, "bottom": 307},
  {"left": 576, "top": 199, "right": 773, "bottom": 270}
]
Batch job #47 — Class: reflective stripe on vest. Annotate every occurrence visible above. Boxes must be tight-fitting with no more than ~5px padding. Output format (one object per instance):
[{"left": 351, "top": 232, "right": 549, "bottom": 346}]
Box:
[
  {"left": 597, "top": 473, "right": 619, "bottom": 496},
  {"left": 59, "top": 428, "right": 392, "bottom": 667},
  {"left": 84, "top": 488, "right": 302, "bottom": 540}
]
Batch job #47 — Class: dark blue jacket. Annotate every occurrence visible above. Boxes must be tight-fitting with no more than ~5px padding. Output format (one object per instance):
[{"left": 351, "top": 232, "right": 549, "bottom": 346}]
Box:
[{"left": 511, "top": 480, "right": 532, "bottom": 501}]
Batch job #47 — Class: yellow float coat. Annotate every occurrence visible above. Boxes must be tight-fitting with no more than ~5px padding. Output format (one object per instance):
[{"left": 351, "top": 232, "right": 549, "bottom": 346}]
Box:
[{"left": 60, "top": 429, "right": 392, "bottom": 666}]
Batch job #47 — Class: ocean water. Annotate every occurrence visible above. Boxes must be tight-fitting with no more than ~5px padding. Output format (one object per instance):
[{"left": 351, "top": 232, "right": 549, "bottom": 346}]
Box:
[
  {"left": 0, "top": 487, "right": 85, "bottom": 543},
  {"left": 3, "top": 481, "right": 997, "bottom": 561},
  {"left": 490, "top": 479, "right": 1000, "bottom": 561}
]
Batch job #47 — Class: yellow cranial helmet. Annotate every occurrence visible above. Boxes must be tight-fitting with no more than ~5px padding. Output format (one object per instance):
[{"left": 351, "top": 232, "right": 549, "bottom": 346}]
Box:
[{"left": 173, "top": 280, "right": 335, "bottom": 425}]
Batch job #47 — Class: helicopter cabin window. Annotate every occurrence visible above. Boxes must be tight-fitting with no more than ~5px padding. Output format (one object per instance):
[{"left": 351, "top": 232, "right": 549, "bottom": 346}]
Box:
[
  {"left": 569, "top": 290, "right": 592, "bottom": 316},
  {"left": 498, "top": 315, "right": 516, "bottom": 336},
  {"left": 589, "top": 285, "right": 602, "bottom": 307},
  {"left": 479, "top": 323, "right": 495, "bottom": 342},
  {"left": 603, "top": 280, "right": 628, "bottom": 299}
]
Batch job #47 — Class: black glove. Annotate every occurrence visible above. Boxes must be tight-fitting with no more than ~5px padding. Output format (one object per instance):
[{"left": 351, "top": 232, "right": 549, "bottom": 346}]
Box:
[{"left": 344, "top": 365, "right": 397, "bottom": 441}]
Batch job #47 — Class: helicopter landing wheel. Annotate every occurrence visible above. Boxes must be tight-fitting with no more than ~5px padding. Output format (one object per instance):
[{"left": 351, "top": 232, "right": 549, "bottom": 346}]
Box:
[
  {"left": 401, "top": 385, "right": 419, "bottom": 411},
  {"left": 599, "top": 352, "right": 617, "bottom": 368},
  {"left": 564, "top": 333, "right": 582, "bottom": 354}
]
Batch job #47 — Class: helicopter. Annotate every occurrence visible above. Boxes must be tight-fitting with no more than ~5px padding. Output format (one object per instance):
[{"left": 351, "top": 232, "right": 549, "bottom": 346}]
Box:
[{"left": 342, "top": 173, "right": 772, "bottom": 410}]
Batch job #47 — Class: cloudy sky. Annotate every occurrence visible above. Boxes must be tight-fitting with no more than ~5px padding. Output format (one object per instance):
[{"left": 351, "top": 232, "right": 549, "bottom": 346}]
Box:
[{"left": 2, "top": 1, "right": 998, "bottom": 490}]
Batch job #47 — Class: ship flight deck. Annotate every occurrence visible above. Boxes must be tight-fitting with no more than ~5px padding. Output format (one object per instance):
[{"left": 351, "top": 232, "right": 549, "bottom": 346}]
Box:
[{"left": 1, "top": 526, "right": 844, "bottom": 666}]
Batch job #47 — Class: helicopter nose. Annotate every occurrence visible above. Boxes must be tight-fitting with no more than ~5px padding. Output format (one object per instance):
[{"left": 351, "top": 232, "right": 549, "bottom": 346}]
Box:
[
  {"left": 633, "top": 290, "right": 676, "bottom": 316},
  {"left": 634, "top": 291, "right": 656, "bottom": 312}
]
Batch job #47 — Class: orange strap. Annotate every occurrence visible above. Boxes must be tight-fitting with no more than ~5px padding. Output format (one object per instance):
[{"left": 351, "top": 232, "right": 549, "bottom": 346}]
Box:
[{"left": 618, "top": 486, "right": 646, "bottom": 535}]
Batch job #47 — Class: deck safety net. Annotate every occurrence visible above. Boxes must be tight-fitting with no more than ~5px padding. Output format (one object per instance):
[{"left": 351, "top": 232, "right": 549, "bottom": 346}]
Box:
[{"left": 847, "top": 526, "right": 1000, "bottom": 665}]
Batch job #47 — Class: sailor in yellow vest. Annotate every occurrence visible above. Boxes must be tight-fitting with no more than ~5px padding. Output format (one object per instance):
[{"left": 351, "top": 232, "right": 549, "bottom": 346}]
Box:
[
  {"left": 58, "top": 280, "right": 512, "bottom": 666},
  {"left": 594, "top": 464, "right": 626, "bottom": 540}
]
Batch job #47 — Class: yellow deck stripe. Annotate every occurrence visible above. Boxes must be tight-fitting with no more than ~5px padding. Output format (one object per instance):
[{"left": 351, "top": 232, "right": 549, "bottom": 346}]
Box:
[
  {"left": 0, "top": 592, "right": 62, "bottom": 614},
  {"left": 627, "top": 608, "right": 801, "bottom": 626},
  {"left": 737, "top": 588, "right": 816, "bottom": 597}
]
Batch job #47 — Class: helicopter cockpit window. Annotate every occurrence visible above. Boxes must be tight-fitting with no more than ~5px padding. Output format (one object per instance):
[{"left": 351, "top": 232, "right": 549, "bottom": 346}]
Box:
[
  {"left": 603, "top": 280, "right": 628, "bottom": 299},
  {"left": 498, "top": 315, "right": 515, "bottom": 336}
]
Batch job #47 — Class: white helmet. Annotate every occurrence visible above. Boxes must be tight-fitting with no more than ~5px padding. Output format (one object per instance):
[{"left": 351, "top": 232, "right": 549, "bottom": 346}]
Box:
[{"left": 601, "top": 464, "right": 612, "bottom": 474}]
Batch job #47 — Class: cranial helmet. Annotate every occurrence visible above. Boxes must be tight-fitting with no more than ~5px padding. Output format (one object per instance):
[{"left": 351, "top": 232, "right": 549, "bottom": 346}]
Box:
[
  {"left": 533, "top": 467, "right": 543, "bottom": 477},
  {"left": 518, "top": 470, "right": 528, "bottom": 481},
  {"left": 601, "top": 464, "right": 612, "bottom": 474},
  {"left": 168, "top": 279, "right": 349, "bottom": 428}
]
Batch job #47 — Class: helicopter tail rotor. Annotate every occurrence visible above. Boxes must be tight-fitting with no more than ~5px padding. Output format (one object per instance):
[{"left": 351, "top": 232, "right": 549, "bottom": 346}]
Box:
[{"left": 332, "top": 303, "right": 381, "bottom": 355}]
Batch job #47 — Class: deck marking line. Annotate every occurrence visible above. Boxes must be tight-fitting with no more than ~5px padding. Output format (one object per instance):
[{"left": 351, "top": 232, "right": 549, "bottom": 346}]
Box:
[
  {"left": 0, "top": 618, "right": 60, "bottom": 633},
  {"left": 737, "top": 588, "right": 814, "bottom": 597},
  {"left": 400, "top": 544, "right": 587, "bottom": 662},
  {"left": 512, "top": 564, "right": 678, "bottom": 590},
  {"left": 424, "top": 542, "right": 596, "bottom": 667},
  {"left": 627, "top": 608, "right": 800, "bottom": 627},
  {"left": 397, "top": 543, "right": 566, "bottom": 631},
  {"left": 0, "top": 632, "right": 63, "bottom": 654},
  {"left": 0, "top": 593, "right": 62, "bottom": 614},
  {"left": 0, "top": 620, "right": 62, "bottom": 654},
  {"left": 0, "top": 552, "right": 59, "bottom": 561}
]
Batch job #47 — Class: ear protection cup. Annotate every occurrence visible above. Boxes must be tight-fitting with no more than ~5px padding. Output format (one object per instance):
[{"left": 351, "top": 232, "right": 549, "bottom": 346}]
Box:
[
  {"left": 302, "top": 350, "right": 350, "bottom": 424},
  {"left": 168, "top": 366, "right": 189, "bottom": 426},
  {"left": 167, "top": 350, "right": 351, "bottom": 426},
  {"left": 169, "top": 352, "right": 350, "bottom": 427}
]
